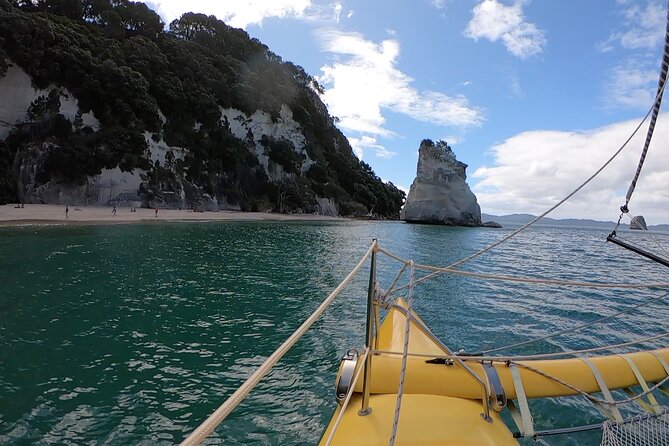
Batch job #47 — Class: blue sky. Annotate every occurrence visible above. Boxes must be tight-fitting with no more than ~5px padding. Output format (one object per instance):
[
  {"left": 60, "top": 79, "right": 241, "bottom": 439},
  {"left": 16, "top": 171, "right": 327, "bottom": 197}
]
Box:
[{"left": 146, "top": 0, "right": 669, "bottom": 222}]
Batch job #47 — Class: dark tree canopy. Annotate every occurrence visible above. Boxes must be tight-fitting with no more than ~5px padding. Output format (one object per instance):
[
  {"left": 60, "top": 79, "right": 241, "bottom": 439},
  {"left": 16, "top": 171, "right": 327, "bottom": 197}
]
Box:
[{"left": 0, "top": 0, "right": 405, "bottom": 216}]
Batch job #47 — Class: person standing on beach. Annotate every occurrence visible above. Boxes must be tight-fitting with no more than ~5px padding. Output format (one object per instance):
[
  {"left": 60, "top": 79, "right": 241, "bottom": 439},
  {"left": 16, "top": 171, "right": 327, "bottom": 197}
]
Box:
[
  {"left": 155, "top": 208, "right": 158, "bottom": 218},
  {"left": 65, "top": 204, "right": 69, "bottom": 220},
  {"left": 112, "top": 205, "right": 117, "bottom": 216}
]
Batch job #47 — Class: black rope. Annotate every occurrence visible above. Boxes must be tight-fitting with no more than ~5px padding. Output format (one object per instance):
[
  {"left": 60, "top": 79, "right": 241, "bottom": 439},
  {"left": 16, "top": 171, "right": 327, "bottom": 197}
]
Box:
[
  {"left": 607, "top": 0, "right": 669, "bottom": 247},
  {"left": 618, "top": 0, "right": 669, "bottom": 217}
]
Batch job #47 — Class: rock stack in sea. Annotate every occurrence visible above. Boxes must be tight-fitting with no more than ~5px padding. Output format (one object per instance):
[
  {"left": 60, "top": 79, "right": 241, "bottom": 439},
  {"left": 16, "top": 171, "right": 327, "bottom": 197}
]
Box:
[
  {"left": 630, "top": 215, "right": 648, "bottom": 230},
  {"left": 401, "top": 139, "right": 484, "bottom": 227}
]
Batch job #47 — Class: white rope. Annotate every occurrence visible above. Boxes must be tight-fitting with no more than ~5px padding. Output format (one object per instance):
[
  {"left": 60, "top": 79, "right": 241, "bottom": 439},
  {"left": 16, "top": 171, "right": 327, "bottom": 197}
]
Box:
[
  {"left": 479, "top": 239, "right": 611, "bottom": 352},
  {"left": 512, "top": 360, "right": 669, "bottom": 408},
  {"left": 180, "top": 241, "right": 377, "bottom": 446},
  {"left": 377, "top": 247, "right": 669, "bottom": 290},
  {"left": 620, "top": 218, "right": 669, "bottom": 265},
  {"left": 620, "top": 354, "right": 663, "bottom": 415},
  {"left": 616, "top": 216, "right": 669, "bottom": 259},
  {"left": 446, "top": 81, "right": 661, "bottom": 269},
  {"left": 382, "top": 89, "right": 665, "bottom": 290},
  {"left": 323, "top": 347, "right": 370, "bottom": 446},
  {"left": 510, "top": 363, "right": 534, "bottom": 436},
  {"left": 481, "top": 292, "right": 669, "bottom": 354},
  {"left": 369, "top": 346, "right": 669, "bottom": 410},
  {"left": 580, "top": 357, "right": 623, "bottom": 421},
  {"left": 372, "top": 331, "right": 669, "bottom": 361},
  {"left": 651, "top": 233, "right": 669, "bottom": 259},
  {"left": 389, "top": 261, "right": 415, "bottom": 446},
  {"left": 380, "top": 263, "right": 408, "bottom": 303}
]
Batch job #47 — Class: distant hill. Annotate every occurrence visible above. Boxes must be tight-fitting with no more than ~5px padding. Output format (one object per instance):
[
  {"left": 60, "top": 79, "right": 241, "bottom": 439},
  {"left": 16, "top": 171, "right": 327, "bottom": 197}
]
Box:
[{"left": 482, "top": 213, "right": 669, "bottom": 232}]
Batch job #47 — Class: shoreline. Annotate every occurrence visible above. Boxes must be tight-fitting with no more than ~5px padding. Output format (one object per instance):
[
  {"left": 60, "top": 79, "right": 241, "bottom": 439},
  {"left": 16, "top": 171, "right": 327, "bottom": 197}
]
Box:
[{"left": 0, "top": 204, "right": 345, "bottom": 227}]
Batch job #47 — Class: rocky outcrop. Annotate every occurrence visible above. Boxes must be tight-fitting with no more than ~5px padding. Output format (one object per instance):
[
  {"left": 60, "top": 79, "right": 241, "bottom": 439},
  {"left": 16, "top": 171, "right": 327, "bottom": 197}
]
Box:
[
  {"left": 401, "top": 139, "right": 482, "bottom": 226},
  {"left": 220, "top": 105, "right": 314, "bottom": 181},
  {"left": 630, "top": 215, "right": 648, "bottom": 230},
  {"left": 14, "top": 142, "right": 144, "bottom": 206},
  {"left": 0, "top": 3, "right": 405, "bottom": 217},
  {"left": 317, "top": 198, "right": 338, "bottom": 216},
  {"left": 0, "top": 67, "right": 330, "bottom": 212},
  {"left": 0, "top": 64, "right": 99, "bottom": 140}
]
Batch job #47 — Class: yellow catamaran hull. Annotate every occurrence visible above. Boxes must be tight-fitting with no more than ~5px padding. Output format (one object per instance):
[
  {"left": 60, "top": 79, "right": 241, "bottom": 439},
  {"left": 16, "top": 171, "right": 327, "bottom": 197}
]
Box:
[{"left": 319, "top": 300, "right": 669, "bottom": 445}]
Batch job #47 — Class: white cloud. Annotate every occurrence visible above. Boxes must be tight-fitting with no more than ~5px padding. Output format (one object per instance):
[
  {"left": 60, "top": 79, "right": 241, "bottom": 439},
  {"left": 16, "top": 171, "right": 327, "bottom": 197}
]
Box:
[
  {"left": 148, "top": 0, "right": 312, "bottom": 29},
  {"left": 597, "top": 2, "right": 666, "bottom": 112},
  {"left": 464, "top": 0, "right": 546, "bottom": 59},
  {"left": 348, "top": 135, "right": 396, "bottom": 159},
  {"left": 444, "top": 135, "right": 461, "bottom": 145},
  {"left": 600, "top": 1, "right": 666, "bottom": 51},
  {"left": 397, "top": 184, "right": 410, "bottom": 195},
  {"left": 595, "top": 40, "right": 615, "bottom": 54},
  {"left": 430, "top": 0, "right": 446, "bottom": 9},
  {"left": 509, "top": 74, "right": 522, "bottom": 96},
  {"left": 347, "top": 10, "right": 354, "bottom": 19},
  {"left": 332, "top": 2, "right": 342, "bottom": 23},
  {"left": 472, "top": 113, "right": 669, "bottom": 222},
  {"left": 605, "top": 61, "right": 658, "bottom": 109},
  {"left": 316, "top": 29, "right": 483, "bottom": 138}
]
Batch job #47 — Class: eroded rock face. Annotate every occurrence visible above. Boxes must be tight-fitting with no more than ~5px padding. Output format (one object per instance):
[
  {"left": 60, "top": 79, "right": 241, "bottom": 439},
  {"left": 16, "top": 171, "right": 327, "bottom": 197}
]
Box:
[
  {"left": 630, "top": 215, "right": 648, "bottom": 230},
  {"left": 15, "top": 142, "right": 145, "bottom": 206},
  {"left": 401, "top": 139, "right": 482, "bottom": 226},
  {"left": 317, "top": 198, "right": 338, "bottom": 217},
  {"left": 0, "top": 64, "right": 100, "bottom": 140}
]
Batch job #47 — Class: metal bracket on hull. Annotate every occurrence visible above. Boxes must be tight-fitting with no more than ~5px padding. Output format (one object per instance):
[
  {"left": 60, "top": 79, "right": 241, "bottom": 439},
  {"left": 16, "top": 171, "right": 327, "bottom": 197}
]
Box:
[
  {"left": 336, "top": 349, "right": 359, "bottom": 404},
  {"left": 482, "top": 362, "right": 507, "bottom": 412}
]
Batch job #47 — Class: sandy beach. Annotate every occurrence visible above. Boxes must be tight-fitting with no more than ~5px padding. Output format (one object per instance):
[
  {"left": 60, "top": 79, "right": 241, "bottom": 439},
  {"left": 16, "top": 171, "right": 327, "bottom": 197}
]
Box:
[{"left": 0, "top": 204, "right": 343, "bottom": 226}]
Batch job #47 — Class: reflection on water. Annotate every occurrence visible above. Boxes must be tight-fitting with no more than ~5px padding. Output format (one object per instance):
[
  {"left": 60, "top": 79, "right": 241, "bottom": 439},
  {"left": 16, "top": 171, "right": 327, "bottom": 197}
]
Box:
[{"left": 1, "top": 221, "right": 668, "bottom": 445}]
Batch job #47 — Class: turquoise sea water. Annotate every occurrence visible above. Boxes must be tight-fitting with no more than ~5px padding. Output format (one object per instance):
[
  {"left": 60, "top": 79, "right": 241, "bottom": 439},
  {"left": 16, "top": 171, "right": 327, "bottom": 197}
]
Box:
[{"left": 1, "top": 221, "right": 668, "bottom": 445}]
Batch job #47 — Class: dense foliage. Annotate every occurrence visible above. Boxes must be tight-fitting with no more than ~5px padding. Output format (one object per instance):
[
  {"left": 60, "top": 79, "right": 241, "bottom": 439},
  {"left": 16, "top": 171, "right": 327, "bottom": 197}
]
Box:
[{"left": 0, "top": 0, "right": 404, "bottom": 216}]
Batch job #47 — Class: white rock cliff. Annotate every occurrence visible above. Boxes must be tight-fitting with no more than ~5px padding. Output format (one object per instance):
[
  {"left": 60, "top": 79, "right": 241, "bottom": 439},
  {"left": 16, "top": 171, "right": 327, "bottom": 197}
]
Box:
[
  {"left": 0, "top": 64, "right": 335, "bottom": 214},
  {"left": 401, "top": 139, "right": 482, "bottom": 226}
]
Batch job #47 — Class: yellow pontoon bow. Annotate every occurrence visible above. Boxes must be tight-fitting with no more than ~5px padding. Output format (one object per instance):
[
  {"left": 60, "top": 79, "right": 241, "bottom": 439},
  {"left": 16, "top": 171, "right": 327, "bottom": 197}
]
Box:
[
  {"left": 181, "top": 240, "right": 669, "bottom": 446},
  {"left": 180, "top": 9, "right": 669, "bottom": 441},
  {"left": 320, "top": 297, "right": 669, "bottom": 445}
]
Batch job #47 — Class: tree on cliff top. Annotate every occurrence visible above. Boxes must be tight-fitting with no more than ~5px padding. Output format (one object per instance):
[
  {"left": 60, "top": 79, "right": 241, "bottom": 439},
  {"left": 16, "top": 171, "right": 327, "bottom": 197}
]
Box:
[{"left": 0, "top": 0, "right": 405, "bottom": 216}]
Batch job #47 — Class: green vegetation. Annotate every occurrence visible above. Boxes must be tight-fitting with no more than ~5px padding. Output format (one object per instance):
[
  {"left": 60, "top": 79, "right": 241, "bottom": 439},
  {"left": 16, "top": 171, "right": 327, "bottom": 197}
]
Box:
[{"left": 0, "top": 0, "right": 405, "bottom": 217}]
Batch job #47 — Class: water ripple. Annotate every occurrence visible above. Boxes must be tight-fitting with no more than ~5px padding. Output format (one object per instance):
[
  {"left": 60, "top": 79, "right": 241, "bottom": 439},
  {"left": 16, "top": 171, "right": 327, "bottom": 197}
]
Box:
[{"left": 1, "top": 222, "right": 668, "bottom": 445}]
